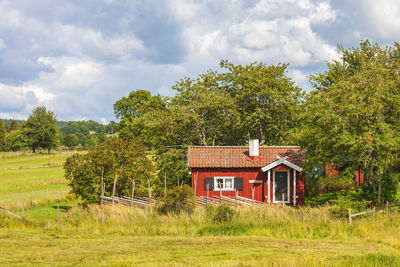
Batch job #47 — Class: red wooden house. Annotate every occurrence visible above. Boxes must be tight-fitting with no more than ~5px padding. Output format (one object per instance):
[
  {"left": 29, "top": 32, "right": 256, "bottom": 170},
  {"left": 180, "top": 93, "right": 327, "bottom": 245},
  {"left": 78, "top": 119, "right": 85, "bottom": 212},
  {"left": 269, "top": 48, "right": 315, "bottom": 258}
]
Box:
[{"left": 188, "top": 139, "right": 306, "bottom": 205}]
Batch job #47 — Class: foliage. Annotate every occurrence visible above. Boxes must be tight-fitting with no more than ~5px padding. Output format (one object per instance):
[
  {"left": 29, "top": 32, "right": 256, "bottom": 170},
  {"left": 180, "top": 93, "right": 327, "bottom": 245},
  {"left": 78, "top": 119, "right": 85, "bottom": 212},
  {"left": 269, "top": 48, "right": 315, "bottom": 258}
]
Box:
[
  {"left": 8, "top": 120, "right": 18, "bottom": 132},
  {"left": 0, "top": 119, "right": 5, "bottom": 150},
  {"left": 3, "top": 130, "right": 27, "bottom": 151},
  {"left": 23, "top": 106, "right": 60, "bottom": 153},
  {"left": 205, "top": 204, "right": 236, "bottom": 223},
  {"left": 220, "top": 60, "right": 304, "bottom": 145},
  {"left": 306, "top": 173, "right": 355, "bottom": 197},
  {"left": 301, "top": 41, "right": 400, "bottom": 206},
  {"left": 158, "top": 185, "right": 195, "bottom": 214},
  {"left": 64, "top": 139, "right": 155, "bottom": 205}
]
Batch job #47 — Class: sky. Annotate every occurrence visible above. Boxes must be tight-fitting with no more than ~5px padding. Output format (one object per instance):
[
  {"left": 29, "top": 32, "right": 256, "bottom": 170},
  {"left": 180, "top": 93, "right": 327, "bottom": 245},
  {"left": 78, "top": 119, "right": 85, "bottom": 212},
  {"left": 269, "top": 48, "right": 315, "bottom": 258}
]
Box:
[{"left": 1, "top": 0, "right": 400, "bottom": 123}]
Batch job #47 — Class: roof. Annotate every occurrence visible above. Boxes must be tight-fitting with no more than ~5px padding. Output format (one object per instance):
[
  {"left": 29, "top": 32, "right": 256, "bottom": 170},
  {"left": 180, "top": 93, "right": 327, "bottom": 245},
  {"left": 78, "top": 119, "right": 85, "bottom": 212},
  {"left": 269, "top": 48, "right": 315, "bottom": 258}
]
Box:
[{"left": 188, "top": 146, "right": 305, "bottom": 169}]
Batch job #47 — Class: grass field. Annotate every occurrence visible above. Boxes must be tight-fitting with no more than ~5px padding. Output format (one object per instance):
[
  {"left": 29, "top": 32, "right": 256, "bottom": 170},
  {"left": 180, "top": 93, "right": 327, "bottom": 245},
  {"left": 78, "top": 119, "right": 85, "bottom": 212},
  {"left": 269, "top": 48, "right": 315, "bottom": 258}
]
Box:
[
  {"left": 0, "top": 152, "right": 400, "bottom": 266},
  {"left": 0, "top": 151, "right": 78, "bottom": 206}
]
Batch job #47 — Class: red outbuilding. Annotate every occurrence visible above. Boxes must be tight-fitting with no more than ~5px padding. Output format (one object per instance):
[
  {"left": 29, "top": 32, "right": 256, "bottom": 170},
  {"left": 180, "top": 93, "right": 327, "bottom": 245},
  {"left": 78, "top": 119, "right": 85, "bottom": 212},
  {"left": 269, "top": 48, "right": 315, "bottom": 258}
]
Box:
[{"left": 188, "top": 139, "right": 306, "bottom": 205}]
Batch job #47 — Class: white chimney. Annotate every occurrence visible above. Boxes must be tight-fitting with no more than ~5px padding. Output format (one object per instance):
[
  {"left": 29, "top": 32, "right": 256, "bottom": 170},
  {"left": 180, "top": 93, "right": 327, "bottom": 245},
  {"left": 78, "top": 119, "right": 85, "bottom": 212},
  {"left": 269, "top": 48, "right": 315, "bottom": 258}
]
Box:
[{"left": 249, "top": 139, "right": 259, "bottom": 157}]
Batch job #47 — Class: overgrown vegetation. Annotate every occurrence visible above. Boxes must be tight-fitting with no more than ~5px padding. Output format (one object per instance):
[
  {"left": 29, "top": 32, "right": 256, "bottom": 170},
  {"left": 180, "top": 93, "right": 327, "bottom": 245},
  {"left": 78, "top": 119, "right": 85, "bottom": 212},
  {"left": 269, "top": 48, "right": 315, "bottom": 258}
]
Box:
[{"left": 158, "top": 185, "right": 196, "bottom": 214}]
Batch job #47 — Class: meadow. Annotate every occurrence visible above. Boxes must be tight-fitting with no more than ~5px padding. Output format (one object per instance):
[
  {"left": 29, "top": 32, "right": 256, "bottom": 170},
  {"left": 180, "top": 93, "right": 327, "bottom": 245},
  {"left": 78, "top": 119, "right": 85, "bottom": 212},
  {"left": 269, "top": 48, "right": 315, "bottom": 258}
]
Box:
[{"left": 0, "top": 152, "right": 400, "bottom": 266}]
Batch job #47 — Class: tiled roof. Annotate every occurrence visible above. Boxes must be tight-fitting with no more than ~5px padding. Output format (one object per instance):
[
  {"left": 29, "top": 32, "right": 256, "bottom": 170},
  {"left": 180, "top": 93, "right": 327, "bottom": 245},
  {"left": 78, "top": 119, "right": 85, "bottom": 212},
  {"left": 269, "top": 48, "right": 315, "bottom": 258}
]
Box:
[{"left": 188, "top": 146, "right": 305, "bottom": 168}]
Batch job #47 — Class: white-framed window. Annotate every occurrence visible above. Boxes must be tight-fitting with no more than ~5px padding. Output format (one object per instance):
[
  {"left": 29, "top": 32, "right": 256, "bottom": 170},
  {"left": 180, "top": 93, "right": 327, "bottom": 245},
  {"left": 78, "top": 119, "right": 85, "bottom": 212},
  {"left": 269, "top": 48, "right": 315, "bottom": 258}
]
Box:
[{"left": 214, "top": 176, "right": 234, "bottom": 191}]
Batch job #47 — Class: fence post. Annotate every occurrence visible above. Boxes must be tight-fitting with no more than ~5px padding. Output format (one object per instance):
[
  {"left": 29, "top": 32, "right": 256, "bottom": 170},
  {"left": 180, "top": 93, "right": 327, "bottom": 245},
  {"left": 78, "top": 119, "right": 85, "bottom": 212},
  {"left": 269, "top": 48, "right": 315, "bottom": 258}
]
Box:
[
  {"left": 235, "top": 190, "right": 238, "bottom": 208},
  {"left": 251, "top": 186, "right": 255, "bottom": 205},
  {"left": 386, "top": 201, "right": 389, "bottom": 215},
  {"left": 348, "top": 209, "right": 352, "bottom": 224},
  {"left": 206, "top": 184, "right": 209, "bottom": 206},
  {"left": 131, "top": 179, "right": 135, "bottom": 207},
  {"left": 101, "top": 207, "right": 104, "bottom": 224}
]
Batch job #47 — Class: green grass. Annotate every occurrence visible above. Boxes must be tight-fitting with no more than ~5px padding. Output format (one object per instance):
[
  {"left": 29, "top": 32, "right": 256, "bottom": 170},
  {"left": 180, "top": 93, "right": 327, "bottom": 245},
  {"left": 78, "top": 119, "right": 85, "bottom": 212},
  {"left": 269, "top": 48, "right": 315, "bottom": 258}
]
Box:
[{"left": 0, "top": 151, "right": 78, "bottom": 206}]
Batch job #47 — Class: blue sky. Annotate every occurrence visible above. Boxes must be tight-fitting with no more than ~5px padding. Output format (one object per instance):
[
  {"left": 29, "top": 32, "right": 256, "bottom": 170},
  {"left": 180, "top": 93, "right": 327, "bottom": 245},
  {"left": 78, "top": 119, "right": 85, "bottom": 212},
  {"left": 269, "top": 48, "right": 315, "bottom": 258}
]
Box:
[{"left": 0, "top": 0, "right": 399, "bottom": 123}]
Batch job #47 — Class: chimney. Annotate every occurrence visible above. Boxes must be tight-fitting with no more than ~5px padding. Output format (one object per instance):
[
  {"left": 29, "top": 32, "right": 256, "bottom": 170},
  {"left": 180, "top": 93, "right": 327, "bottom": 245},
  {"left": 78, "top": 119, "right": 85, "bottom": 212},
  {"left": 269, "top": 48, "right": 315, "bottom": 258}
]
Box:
[{"left": 249, "top": 139, "right": 259, "bottom": 157}]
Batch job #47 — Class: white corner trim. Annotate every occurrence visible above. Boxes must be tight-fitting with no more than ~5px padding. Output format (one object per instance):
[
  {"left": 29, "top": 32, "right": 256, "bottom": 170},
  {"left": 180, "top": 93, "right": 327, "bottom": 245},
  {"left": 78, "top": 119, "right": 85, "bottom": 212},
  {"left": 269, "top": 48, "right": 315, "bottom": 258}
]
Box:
[
  {"left": 261, "top": 157, "right": 303, "bottom": 172},
  {"left": 249, "top": 180, "right": 263, "bottom": 184}
]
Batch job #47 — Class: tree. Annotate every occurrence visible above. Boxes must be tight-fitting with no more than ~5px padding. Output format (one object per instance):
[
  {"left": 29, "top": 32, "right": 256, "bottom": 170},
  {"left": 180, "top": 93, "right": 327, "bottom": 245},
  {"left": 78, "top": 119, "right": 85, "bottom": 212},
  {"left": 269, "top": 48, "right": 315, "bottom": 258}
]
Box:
[
  {"left": 172, "top": 71, "right": 238, "bottom": 146},
  {"left": 8, "top": 120, "right": 18, "bottom": 132},
  {"left": 23, "top": 106, "right": 60, "bottom": 153},
  {"left": 220, "top": 60, "right": 304, "bottom": 145},
  {"left": 0, "top": 119, "right": 5, "bottom": 150},
  {"left": 114, "top": 90, "right": 171, "bottom": 148},
  {"left": 64, "top": 139, "right": 155, "bottom": 205},
  {"left": 301, "top": 41, "right": 400, "bottom": 206}
]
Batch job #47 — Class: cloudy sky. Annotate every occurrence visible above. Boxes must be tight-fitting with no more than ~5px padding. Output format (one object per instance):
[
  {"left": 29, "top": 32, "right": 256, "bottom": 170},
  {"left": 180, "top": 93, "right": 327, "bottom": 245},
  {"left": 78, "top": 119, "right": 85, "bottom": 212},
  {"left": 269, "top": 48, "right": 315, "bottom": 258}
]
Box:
[{"left": 1, "top": 0, "right": 399, "bottom": 123}]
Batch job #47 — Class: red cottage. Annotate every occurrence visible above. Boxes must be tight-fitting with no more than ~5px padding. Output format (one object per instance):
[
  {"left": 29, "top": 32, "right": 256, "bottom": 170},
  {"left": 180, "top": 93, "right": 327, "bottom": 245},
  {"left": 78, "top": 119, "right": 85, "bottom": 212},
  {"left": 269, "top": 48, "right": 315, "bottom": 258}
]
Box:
[{"left": 188, "top": 139, "right": 306, "bottom": 205}]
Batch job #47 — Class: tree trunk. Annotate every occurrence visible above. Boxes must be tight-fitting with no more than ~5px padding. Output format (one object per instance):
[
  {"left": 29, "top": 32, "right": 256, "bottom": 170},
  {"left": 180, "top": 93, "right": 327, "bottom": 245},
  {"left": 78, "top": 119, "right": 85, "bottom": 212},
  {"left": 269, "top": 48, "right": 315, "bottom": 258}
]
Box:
[
  {"left": 48, "top": 148, "right": 50, "bottom": 154},
  {"left": 112, "top": 173, "right": 118, "bottom": 205},
  {"left": 32, "top": 147, "right": 35, "bottom": 153}
]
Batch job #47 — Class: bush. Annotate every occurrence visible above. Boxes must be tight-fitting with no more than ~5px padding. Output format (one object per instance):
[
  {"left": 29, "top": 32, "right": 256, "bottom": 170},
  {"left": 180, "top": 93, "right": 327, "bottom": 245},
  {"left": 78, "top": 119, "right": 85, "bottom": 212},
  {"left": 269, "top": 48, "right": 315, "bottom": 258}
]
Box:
[
  {"left": 158, "top": 185, "right": 195, "bottom": 214},
  {"left": 206, "top": 204, "right": 236, "bottom": 223},
  {"left": 329, "top": 191, "right": 366, "bottom": 217}
]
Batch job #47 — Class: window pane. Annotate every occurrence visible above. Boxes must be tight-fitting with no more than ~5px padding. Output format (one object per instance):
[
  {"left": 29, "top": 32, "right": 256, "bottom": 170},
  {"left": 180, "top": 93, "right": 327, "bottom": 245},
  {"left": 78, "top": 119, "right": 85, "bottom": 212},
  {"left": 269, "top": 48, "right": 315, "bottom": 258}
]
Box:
[
  {"left": 217, "top": 179, "right": 224, "bottom": 189},
  {"left": 225, "top": 178, "right": 233, "bottom": 189}
]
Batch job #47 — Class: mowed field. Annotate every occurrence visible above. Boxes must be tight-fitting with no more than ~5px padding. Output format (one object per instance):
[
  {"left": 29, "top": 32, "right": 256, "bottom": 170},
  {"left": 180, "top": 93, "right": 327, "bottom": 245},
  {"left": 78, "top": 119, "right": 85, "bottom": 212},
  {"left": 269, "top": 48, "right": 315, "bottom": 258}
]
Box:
[
  {"left": 0, "top": 152, "right": 75, "bottom": 205},
  {"left": 0, "top": 152, "right": 400, "bottom": 266}
]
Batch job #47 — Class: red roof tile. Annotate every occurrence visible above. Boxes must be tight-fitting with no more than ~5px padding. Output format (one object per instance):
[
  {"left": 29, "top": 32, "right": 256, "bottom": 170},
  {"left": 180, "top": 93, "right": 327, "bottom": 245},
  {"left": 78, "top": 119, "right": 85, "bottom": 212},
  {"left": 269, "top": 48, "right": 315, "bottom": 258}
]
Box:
[{"left": 188, "top": 146, "right": 305, "bottom": 168}]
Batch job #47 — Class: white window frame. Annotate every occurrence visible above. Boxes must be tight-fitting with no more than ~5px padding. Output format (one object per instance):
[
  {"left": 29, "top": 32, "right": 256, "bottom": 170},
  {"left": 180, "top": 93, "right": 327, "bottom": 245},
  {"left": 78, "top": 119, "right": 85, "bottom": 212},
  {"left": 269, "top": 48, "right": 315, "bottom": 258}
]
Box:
[
  {"left": 273, "top": 170, "right": 290, "bottom": 204},
  {"left": 213, "top": 176, "right": 235, "bottom": 191}
]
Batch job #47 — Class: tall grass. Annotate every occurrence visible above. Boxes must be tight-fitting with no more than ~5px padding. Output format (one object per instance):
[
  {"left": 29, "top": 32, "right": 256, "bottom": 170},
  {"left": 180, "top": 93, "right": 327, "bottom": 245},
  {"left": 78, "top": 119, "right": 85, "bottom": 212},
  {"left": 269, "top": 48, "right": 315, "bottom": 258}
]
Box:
[{"left": 3, "top": 203, "right": 399, "bottom": 247}]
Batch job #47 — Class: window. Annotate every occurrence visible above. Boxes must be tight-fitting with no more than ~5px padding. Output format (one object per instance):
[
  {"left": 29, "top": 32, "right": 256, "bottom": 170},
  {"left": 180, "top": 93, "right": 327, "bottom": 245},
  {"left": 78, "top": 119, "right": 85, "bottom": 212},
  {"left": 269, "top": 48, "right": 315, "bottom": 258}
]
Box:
[{"left": 214, "top": 177, "right": 234, "bottom": 191}]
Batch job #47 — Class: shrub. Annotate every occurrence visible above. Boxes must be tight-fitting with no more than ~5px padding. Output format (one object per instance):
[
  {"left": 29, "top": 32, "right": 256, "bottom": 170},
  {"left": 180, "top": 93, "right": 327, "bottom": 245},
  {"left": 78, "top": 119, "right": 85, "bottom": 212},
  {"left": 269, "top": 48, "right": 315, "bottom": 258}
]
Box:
[
  {"left": 206, "top": 204, "right": 236, "bottom": 223},
  {"left": 158, "top": 185, "right": 195, "bottom": 214}
]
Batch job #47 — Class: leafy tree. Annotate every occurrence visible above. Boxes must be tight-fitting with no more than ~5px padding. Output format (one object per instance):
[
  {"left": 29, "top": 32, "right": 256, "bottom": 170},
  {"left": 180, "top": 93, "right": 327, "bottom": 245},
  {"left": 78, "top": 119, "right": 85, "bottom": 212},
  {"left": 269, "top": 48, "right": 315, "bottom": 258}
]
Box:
[
  {"left": 4, "top": 130, "right": 27, "bottom": 151},
  {"left": 64, "top": 139, "right": 155, "bottom": 205},
  {"left": 0, "top": 119, "right": 5, "bottom": 150},
  {"left": 301, "top": 41, "right": 400, "bottom": 206},
  {"left": 172, "top": 71, "right": 238, "bottom": 146},
  {"left": 63, "top": 134, "right": 80, "bottom": 148},
  {"left": 220, "top": 60, "right": 304, "bottom": 145},
  {"left": 8, "top": 120, "right": 18, "bottom": 132},
  {"left": 23, "top": 107, "right": 60, "bottom": 153},
  {"left": 114, "top": 90, "right": 171, "bottom": 148}
]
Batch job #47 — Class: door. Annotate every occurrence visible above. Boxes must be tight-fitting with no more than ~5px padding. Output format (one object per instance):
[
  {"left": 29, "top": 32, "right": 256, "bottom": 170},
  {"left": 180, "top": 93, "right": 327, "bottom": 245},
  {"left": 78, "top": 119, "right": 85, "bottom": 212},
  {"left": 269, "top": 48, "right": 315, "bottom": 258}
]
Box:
[{"left": 274, "top": 170, "right": 289, "bottom": 203}]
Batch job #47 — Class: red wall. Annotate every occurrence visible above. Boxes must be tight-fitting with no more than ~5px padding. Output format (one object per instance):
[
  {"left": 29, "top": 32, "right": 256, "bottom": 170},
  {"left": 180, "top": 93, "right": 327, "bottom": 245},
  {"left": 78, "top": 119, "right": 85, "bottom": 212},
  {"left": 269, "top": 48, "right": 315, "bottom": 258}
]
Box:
[{"left": 191, "top": 164, "right": 305, "bottom": 205}]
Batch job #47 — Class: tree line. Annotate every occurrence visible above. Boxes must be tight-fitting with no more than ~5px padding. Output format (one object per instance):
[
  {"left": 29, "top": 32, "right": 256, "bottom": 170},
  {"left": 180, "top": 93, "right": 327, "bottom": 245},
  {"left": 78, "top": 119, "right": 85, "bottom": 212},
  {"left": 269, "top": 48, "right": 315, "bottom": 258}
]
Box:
[{"left": 0, "top": 111, "right": 117, "bottom": 152}]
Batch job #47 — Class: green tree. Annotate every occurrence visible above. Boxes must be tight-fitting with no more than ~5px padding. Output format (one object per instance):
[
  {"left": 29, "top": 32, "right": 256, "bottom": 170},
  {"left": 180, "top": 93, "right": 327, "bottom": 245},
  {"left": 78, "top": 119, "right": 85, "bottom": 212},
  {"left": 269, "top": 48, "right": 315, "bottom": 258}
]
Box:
[
  {"left": 8, "top": 120, "right": 18, "bottom": 132},
  {"left": 23, "top": 106, "right": 60, "bottom": 153},
  {"left": 172, "top": 71, "right": 238, "bottom": 146},
  {"left": 4, "top": 130, "right": 27, "bottom": 151},
  {"left": 0, "top": 119, "right": 5, "bottom": 150},
  {"left": 220, "top": 60, "right": 304, "bottom": 145},
  {"left": 301, "top": 41, "right": 400, "bottom": 206},
  {"left": 64, "top": 139, "right": 155, "bottom": 205}
]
